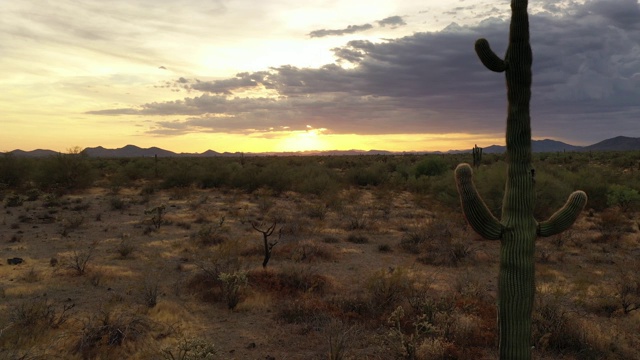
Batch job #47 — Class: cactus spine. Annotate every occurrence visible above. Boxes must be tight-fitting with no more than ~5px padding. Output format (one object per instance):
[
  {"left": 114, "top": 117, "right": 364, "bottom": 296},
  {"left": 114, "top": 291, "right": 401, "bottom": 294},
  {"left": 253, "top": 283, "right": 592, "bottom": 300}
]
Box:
[
  {"left": 472, "top": 144, "right": 483, "bottom": 167},
  {"left": 454, "top": 1, "right": 587, "bottom": 359}
]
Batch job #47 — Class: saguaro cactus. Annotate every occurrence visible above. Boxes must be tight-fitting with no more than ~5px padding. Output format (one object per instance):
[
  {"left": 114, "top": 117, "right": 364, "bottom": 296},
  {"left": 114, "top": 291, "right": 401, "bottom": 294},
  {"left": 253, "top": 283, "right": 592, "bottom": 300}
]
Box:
[
  {"left": 472, "top": 144, "right": 483, "bottom": 168},
  {"left": 454, "top": 1, "right": 587, "bottom": 359}
]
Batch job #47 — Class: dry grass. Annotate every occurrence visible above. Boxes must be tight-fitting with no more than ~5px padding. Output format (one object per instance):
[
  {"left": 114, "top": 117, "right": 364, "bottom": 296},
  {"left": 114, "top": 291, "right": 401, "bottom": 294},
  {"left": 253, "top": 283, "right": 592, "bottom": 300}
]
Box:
[{"left": 0, "top": 186, "right": 638, "bottom": 359}]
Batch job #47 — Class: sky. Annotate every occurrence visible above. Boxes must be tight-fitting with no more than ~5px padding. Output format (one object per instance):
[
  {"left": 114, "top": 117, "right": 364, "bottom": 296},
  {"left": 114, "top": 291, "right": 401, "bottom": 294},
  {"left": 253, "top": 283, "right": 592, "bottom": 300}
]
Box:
[{"left": 1, "top": 0, "right": 639, "bottom": 153}]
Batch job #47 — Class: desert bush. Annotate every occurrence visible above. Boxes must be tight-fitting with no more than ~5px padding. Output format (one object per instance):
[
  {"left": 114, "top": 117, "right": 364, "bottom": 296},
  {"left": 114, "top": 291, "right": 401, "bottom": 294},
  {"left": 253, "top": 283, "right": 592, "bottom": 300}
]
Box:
[
  {"left": 161, "top": 337, "right": 219, "bottom": 360},
  {"left": 325, "top": 319, "right": 358, "bottom": 360},
  {"left": 161, "top": 161, "right": 198, "bottom": 189},
  {"left": 469, "top": 161, "right": 507, "bottom": 214},
  {"left": 76, "top": 308, "right": 150, "bottom": 358},
  {"left": 531, "top": 292, "right": 591, "bottom": 356},
  {"left": 386, "top": 303, "right": 463, "bottom": 360},
  {"left": 322, "top": 236, "right": 340, "bottom": 244},
  {"left": 592, "top": 207, "right": 635, "bottom": 243},
  {"left": 365, "top": 268, "right": 415, "bottom": 313},
  {"left": 22, "top": 267, "right": 41, "bottom": 283},
  {"left": 60, "top": 216, "right": 84, "bottom": 236},
  {"left": 218, "top": 271, "right": 248, "bottom": 310},
  {"left": 574, "top": 167, "right": 610, "bottom": 211},
  {"left": 25, "top": 188, "right": 40, "bottom": 201},
  {"left": 65, "top": 242, "right": 97, "bottom": 275},
  {"left": 378, "top": 243, "right": 392, "bottom": 252},
  {"left": 346, "top": 233, "right": 369, "bottom": 244},
  {"left": 110, "top": 196, "right": 127, "bottom": 210},
  {"left": 143, "top": 276, "right": 160, "bottom": 308},
  {"left": 115, "top": 238, "right": 135, "bottom": 259},
  {"left": 10, "top": 297, "right": 74, "bottom": 330},
  {"left": 415, "top": 337, "right": 452, "bottom": 360},
  {"left": 304, "top": 201, "right": 329, "bottom": 220},
  {"left": 280, "top": 240, "right": 335, "bottom": 263},
  {"left": 185, "top": 271, "right": 224, "bottom": 303},
  {"left": 0, "top": 153, "right": 30, "bottom": 188},
  {"left": 615, "top": 269, "right": 640, "bottom": 315},
  {"left": 292, "top": 165, "right": 340, "bottom": 197},
  {"left": 3, "top": 193, "right": 23, "bottom": 207},
  {"left": 191, "top": 219, "right": 227, "bottom": 246},
  {"left": 342, "top": 205, "right": 372, "bottom": 230},
  {"left": 346, "top": 162, "right": 389, "bottom": 187},
  {"left": 534, "top": 170, "right": 576, "bottom": 219},
  {"left": 2, "top": 297, "right": 74, "bottom": 348},
  {"left": 607, "top": 184, "right": 640, "bottom": 211},
  {"left": 400, "top": 221, "right": 439, "bottom": 254},
  {"left": 42, "top": 193, "right": 62, "bottom": 207},
  {"left": 415, "top": 157, "right": 448, "bottom": 178},
  {"left": 34, "top": 148, "right": 96, "bottom": 191},
  {"left": 248, "top": 265, "right": 328, "bottom": 296},
  {"left": 145, "top": 204, "right": 166, "bottom": 230},
  {"left": 401, "top": 219, "right": 471, "bottom": 267}
]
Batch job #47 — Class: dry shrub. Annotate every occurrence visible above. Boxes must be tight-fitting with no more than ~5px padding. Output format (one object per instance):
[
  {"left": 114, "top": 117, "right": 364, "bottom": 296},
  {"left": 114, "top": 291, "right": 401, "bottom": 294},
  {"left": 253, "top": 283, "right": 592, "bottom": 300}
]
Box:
[
  {"left": 449, "top": 313, "right": 483, "bottom": 346},
  {"left": 415, "top": 337, "right": 452, "bottom": 360},
  {"left": 401, "top": 219, "right": 472, "bottom": 267},
  {"left": 247, "top": 265, "right": 329, "bottom": 296},
  {"left": 2, "top": 297, "right": 74, "bottom": 347},
  {"left": 115, "top": 238, "right": 136, "bottom": 259},
  {"left": 325, "top": 319, "right": 359, "bottom": 360},
  {"left": 275, "top": 296, "right": 331, "bottom": 325},
  {"left": 75, "top": 308, "right": 150, "bottom": 359},
  {"left": 346, "top": 233, "right": 369, "bottom": 244},
  {"left": 64, "top": 241, "right": 98, "bottom": 275},
  {"left": 532, "top": 292, "right": 593, "bottom": 356},
  {"left": 592, "top": 207, "right": 635, "bottom": 244},
  {"left": 185, "top": 271, "right": 223, "bottom": 303},
  {"left": 365, "top": 268, "right": 415, "bottom": 314},
  {"left": 280, "top": 240, "right": 336, "bottom": 263},
  {"left": 329, "top": 293, "right": 374, "bottom": 321},
  {"left": 191, "top": 223, "right": 227, "bottom": 246}
]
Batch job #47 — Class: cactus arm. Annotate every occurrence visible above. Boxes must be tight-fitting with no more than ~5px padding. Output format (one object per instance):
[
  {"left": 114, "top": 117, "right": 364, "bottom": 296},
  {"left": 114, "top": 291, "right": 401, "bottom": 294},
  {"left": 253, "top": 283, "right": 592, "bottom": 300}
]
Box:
[
  {"left": 537, "top": 191, "right": 587, "bottom": 237},
  {"left": 475, "top": 39, "right": 507, "bottom": 73},
  {"left": 455, "top": 164, "right": 504, "bottom": 240}
]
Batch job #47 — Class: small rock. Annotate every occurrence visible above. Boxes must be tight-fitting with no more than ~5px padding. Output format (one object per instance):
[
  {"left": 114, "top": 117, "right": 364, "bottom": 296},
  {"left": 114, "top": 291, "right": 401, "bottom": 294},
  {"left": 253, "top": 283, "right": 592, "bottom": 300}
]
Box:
[{"left": 7, "top": 257, "right": 24, "bottom": 265}]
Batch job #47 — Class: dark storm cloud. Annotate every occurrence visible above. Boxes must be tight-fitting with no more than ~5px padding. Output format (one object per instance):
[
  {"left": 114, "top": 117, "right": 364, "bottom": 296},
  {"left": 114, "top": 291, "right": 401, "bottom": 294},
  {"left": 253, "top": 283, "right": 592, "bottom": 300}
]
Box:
[
  {"left": 377, "top": 16, "right": 407, "bottom": 28},
  {"left": 308, "top": 24, "right": 374, "bottom": 38},
  {"left": 580, "top": 0, "right": 640, "bottom": 29},
  {"left": 90, "top": 0, "right": 640, "bottom": 144}
]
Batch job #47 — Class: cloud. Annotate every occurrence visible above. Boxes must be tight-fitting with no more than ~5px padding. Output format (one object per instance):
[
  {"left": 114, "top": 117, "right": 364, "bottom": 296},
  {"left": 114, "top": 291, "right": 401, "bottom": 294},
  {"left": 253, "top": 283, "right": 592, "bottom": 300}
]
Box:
[
  {"left": 90, "top": 0, "right": 640, "bottom": 144},
  {"left": 377, "top": 16, "right": 407, "bottom": 28},
  {"left": 308, "top": 24, "right": 374, "bottom": 38}
]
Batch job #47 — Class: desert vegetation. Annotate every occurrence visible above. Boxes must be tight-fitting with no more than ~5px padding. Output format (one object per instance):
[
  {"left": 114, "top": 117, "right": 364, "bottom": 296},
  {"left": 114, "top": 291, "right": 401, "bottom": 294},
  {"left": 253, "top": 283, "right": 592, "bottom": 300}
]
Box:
[{"left": 1, "top": 149, "right": 639, "bottom": 359}]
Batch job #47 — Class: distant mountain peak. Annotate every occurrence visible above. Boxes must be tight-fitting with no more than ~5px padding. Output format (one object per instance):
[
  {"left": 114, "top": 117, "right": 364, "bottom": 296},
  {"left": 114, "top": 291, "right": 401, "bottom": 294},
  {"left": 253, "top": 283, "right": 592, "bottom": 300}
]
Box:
[{"left": 5, "top": 136, "right": 640, "bottom": 157}]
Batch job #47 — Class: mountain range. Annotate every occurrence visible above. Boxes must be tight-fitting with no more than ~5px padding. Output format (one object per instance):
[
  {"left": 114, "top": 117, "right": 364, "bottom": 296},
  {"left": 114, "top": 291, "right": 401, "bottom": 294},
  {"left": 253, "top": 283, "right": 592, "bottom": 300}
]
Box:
[{"left": 5, "top": 136, "right": 640, "bottom": 158}]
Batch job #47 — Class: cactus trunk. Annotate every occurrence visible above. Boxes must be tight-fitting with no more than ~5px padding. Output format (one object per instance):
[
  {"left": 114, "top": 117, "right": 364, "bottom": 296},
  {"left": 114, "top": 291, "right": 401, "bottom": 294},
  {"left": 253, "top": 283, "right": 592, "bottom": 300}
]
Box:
[{"left": 454, "top": 1, "right": 587, "bottom": 359}]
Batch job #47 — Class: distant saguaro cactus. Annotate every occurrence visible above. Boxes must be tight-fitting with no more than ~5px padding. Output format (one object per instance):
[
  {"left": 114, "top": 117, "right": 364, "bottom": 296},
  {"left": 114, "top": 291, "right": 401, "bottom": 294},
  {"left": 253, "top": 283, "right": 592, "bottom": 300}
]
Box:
[
  {"left": 472, "top": 144, "right": 483, "bottom": 167},
  {"left": 454, "top": 1, "right": 587, "bottom": 359}
]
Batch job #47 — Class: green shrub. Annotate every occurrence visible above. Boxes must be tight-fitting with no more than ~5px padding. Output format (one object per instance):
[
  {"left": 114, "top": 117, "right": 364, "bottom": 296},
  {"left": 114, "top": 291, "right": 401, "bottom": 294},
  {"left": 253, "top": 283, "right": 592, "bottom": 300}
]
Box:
[
  {"left": 0, "top": 153, "right": 30, "bottom": 188},
  {"left": 346, "top": 162, "right": 389, "bottom": 187},
  {"left": 34, "top": 148, "right": 96, "bottom": 191},
  {"left": 607, "top": 184, "right": 640, "bottom": 211},
  {"left": 415, "top": 157, "right": 448, "bottom": 178}
]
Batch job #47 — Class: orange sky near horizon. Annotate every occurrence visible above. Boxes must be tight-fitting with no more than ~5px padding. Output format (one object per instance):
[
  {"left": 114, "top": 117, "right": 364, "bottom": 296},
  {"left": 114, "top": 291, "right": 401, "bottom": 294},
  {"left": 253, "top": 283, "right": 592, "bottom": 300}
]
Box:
[{"left": 2, "top": 0, "right": 627, "bottom": 154}]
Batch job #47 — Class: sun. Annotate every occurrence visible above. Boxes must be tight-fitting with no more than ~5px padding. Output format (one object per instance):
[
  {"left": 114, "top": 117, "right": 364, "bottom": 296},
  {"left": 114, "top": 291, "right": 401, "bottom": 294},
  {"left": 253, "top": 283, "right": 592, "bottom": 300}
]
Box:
[{"left": 277, "top": 126, "right": 328, "bottom": 152}]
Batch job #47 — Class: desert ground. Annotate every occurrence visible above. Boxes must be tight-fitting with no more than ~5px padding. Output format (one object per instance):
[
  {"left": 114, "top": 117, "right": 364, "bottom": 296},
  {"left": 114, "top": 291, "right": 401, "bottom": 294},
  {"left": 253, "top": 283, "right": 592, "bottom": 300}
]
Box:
[{"left": 1, "top": 155, "right": 639, "bottom": 359}]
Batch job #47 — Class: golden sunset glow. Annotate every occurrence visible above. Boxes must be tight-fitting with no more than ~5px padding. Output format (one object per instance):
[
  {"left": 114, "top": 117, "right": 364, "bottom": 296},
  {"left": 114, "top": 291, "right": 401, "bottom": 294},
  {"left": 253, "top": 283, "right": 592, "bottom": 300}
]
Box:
[
  {"left": 0, "top": 0, "right": 633, "bottom": 154},
  {"left": 277, "top": 127, "right": 328, "bottom": 152}
]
